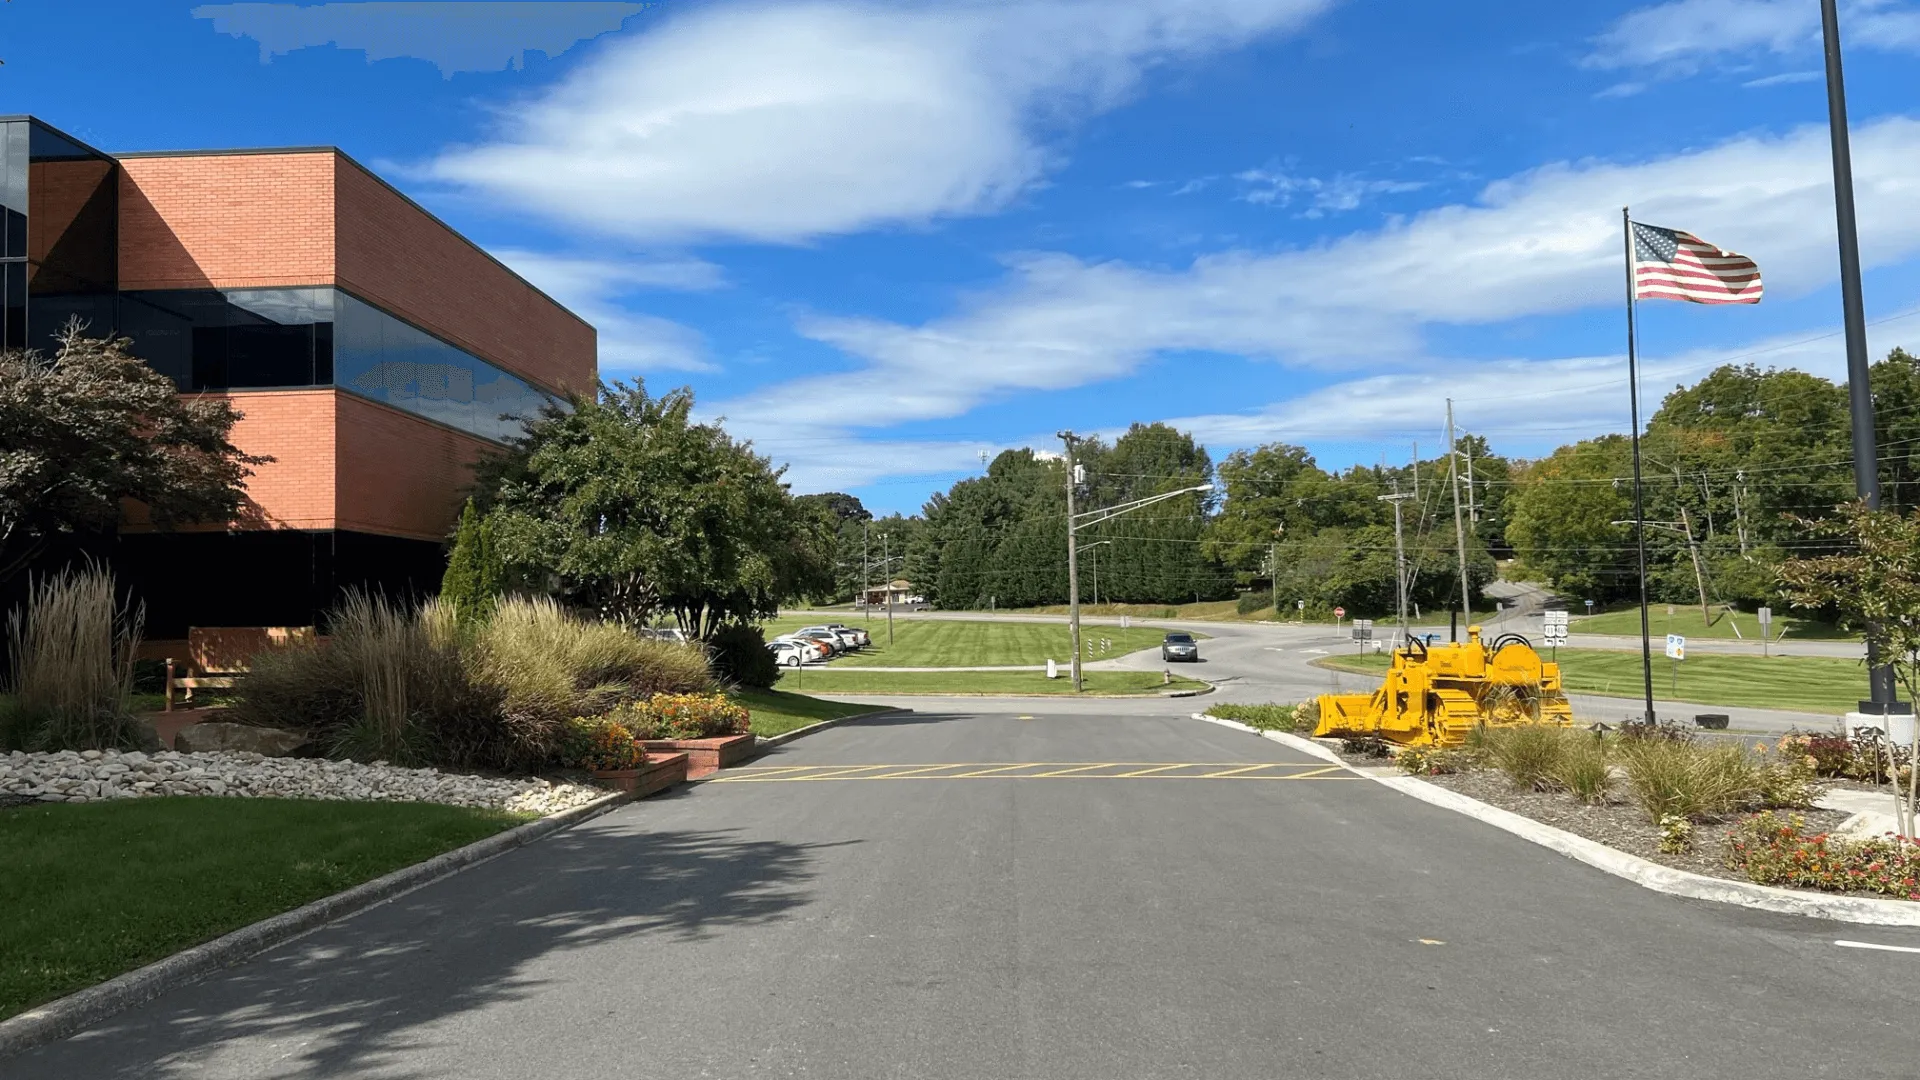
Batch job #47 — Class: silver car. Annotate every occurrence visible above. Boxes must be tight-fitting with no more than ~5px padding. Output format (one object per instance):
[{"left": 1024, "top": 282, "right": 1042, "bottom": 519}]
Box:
[{"left": 1161, "top": 632, "right": 1199, "bottom": 662}]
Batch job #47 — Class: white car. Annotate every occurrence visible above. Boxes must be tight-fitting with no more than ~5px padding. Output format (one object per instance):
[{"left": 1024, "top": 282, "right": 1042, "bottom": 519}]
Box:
[
  {"left": 767, "top": 641, "right": 818, "bottom": 667},
  {"left": 798, "top": 625, "right": 861, "bottom": 651},
  {"left": 825, "top": 623, "right": 870, "bottom": 647}
]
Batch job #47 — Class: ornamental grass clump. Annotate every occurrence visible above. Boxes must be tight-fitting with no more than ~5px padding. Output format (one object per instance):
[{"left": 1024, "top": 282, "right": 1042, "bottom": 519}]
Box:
[
  {"left": 1484, "top": 725, "right": 1571, "bottom": 791},
  {"left": 1616, "top": 739, "right": 1760, "bottom": 823},
  {"left": 1548, "top": 737, "right": 1613, "bottom": 805},
  {"left": 1, "top": 566, "right": 144, "bottom": 751}
]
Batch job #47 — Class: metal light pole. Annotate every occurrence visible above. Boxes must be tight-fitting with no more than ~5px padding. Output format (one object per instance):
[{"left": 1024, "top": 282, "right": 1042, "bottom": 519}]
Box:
[
  {"left": 1379, "top": 490, "right": 1414, "bottom": 646},
  {"left": 1446, "top": 400, "right": 1472, "bottom": 635},
  {"left": 1821, "top": 0, "right": 1898, "bottom": 710},
  {"left": 1059, "top": 432, "right": 1084, "bottom": 691},
  {"left": 1084, "top": 540, "right": 1112, "bottom": 608}
]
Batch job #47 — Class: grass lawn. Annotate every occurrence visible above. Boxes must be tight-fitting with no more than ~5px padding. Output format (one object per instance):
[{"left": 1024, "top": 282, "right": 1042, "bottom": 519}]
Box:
[
  {"left": 731, "top": 688, "right": 878, "bottom": 737},
  {"left": 760, "top": 616, "right": 1186, "bottom": 667},
  {"left": 1317, "top": 647, "right": 1867, "bottom": 715},
  {"left": 1573, "top": 606, "right": 1855, "bottom": 642},
  {"left": 771, "top": 668, "right": 1208, "bottom": 696},
  {"left": 0, "top": 797, "right": 527, "bottom": 1021}
]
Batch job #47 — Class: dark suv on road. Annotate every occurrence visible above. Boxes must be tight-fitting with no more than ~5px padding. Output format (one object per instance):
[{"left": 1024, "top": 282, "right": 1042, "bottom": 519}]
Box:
[{"left": 1161, "top": 632, "right": 1199, "bottom": 662}]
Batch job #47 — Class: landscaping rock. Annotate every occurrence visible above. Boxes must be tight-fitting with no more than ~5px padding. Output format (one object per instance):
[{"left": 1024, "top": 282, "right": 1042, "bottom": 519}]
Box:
[
  {"left": 0, "top": 749, "right": 601, "bottom": 814},
  {"left": 175, "top": 722, "right": 307, "bottom": 757}
]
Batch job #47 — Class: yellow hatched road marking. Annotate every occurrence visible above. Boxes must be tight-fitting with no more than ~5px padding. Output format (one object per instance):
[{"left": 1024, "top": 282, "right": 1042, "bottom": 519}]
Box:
[
  {"left": 866, "top": 764, "right": 976, "bottom": 779},
  {"left": 1113, "top": 763, "right": 1193, "bottom": 778},
  {"left": 776, "top": 764, "right": 898, "bottom": 781},
  {"left": 1282, "top": 764, "right": 1346, "bottom": 780},
  {"left": 1027, "top": 763, "right": 1120, "bottom": 777},
  {"left": 1199, "top": 763, "right": 1284, "bottom": 779},
  {"left": 948, "top": 763, "right": 1046, "bottom": 778}
]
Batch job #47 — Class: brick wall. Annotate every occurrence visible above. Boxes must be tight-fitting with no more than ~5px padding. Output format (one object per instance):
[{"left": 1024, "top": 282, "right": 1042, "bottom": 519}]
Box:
[
  {"left": 334, "top": 392, "right": 495, "bottom": 542},
  {"left": 333, "top": 157, "right": 596, "bottom": 396},
  {"left": 117, "top": 153, "right": 336, "bottom": 290},
  {"left": 119, "top": 389, "right": 340, "bottom": 532}
]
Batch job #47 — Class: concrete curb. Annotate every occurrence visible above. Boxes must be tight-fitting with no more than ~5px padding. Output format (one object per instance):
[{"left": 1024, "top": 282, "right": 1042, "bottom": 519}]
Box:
[
  {"left": 0, "top": 790, "right": 632, "bottom": 1060},
  {"left": 755, "top": 707, "right": 907, "bottom": 748},
  {"left": 1187, "top": 712, "right": 1920, "bottom": 927}
]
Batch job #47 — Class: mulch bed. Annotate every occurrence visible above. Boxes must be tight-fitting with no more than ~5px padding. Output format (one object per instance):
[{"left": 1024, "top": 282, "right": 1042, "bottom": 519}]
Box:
[{"left": 1416, "top": 767, "right": 1852, "bottom": 881}]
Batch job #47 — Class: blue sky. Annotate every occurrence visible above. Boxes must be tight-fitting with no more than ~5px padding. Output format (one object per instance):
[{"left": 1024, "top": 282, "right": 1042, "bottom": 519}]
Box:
[{"left": 7, "top": 0, "right": 1920, "bottom": 513}]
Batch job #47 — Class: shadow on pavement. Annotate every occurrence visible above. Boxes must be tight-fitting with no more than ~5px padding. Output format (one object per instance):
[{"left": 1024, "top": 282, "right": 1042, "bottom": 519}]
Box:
[{"left": 20, "top": 823, "right": 844, "bottom": 1080}]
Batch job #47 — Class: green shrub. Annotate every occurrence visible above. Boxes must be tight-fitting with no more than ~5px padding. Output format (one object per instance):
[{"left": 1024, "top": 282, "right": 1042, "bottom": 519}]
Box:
[
  {"left": 1484, "top": 726, "right": 1571, "bottom": 791},
  {"left": 707, "top": 623, "right": 778, "bottom": 689},
  {"left": 612, "top": 692, "right": 750, "bottom": 740},
  {"left": 558, "top": 716, "right": 645, "bottom": 771},
  {"left": 1755, "top": 753, "right": 1825, "bottom": 810},
  {"left": 439, "top": 499, "right": 503, "bottom": 621},
  {"left": 1205, "top": 703, "right": 1298, "bottom": 732},
  {"left": 2, "top": 567, "right": 144, "bottom": 751},
  {"left": 1235, "top": 593, "right": 1271, "bottom": 616},
  {"left": 1548, "top": 737, "right": 1612, "bottom": 804},
  {"left": 1616, "top": 740, "right": 1760, "bottom": 823},
  {"left": 1396, "top": 746, "right": 1473, "bottom": 776},
  {"left": 1725, "top": 811, "right": 1920, "bottom": 900},
  {"left": 1658, "top": 813, "right": 1694, "bottom": 854}
]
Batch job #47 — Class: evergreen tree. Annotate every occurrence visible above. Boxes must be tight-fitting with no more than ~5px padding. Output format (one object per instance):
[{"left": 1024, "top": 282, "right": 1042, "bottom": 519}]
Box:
[{"left": 440, "top": 498, "right": 501, "bottom": 619}]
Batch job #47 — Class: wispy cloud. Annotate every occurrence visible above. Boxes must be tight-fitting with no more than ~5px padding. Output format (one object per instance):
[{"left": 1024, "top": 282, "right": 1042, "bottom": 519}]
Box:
[
  {"left": 1742, "top": 69, "right": 1822, "bottom": 88},
  {"left": 1234, "top": 165, "right": 1425, "bottom": 216},
  {"left": 427, "top": 0, "right": 1334, "bottom": 244},
  {"left": 193, "top": 2, "right": 652, "bottom": 77},
  {"left": 1584, "top": 0, "right": 1920, "bottom": 77},
  {"left": 492, "top": 249, "right": 722, "bottom": 373}
]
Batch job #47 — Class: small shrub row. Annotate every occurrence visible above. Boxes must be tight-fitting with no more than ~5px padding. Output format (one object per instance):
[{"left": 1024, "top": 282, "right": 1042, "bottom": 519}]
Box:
[
  {"left": 1724, "top": 811, "right": 1920, "bottom": 901},
  {"left": 1781, "top": 730, "right": 1913, "bottom": 787},
  {"left": 559, "top": 716, "right": 647, "bottom": 772},
  {"left": 1205, "top": 703, "right": 1301, "bottom": 732},
  {"left": 605, "top": 693, "right": 751, "bottom": 741}
]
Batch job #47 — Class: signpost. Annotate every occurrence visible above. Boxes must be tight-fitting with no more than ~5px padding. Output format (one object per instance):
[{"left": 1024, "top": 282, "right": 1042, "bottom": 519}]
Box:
[
  {"left": 1584, "top": 599, "right": 1595, "bottom": 616},
  {"left": 1352, "top": 618, "right": 1373, "bottom": 654},
  {"left": 1665, "top": 633, "right": 1686, "bottom": 696},
  {"left": 1543, "top": 610, "right": 1569, "bottom": 659},
  {"left": 1758, "top": 606, "right": 1773, "bottom": 657}
]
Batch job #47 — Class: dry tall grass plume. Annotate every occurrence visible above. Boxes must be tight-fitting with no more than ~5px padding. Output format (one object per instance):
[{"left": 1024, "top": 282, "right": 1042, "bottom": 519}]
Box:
[{"left": 2, "top": 566, "right": 144, "bottom": 750}]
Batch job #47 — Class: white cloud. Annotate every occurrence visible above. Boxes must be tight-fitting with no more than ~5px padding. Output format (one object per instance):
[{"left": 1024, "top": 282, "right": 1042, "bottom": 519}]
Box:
[
  {"left": 193, "top": 1, "right": 650, "bottom": 77},
  {"left": 492, "top": 249, "right": 720, "bottom": 372},
  {"left": 1585, "top": 0, "right": 1920, "bottom": 75},
  {"left": 1160, "top": 310, "right": 1920, "bottom": 456},
  {"left": 712, "top": 115, "right": 1920, "bottom": 445},
  {"left": 1742, "top": 69, "right": 1823, "bottom": 87},
  {"left": 1234, "top": 166, "right": 1425, "bottom": 216},
  {"left": 428, "top": 0, "right": 1332, "bottom": 244}
]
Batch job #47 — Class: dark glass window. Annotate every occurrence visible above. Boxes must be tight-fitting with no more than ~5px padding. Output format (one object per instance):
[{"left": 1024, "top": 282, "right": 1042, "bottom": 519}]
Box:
[
  {"left": 119, "top": 286, "right": 548, "bottom": 443},
  {"left": 1, "top": 121, "right": 25, "bottom": 261},
  {"left": 2, "top": 262, "right": 24, "bottom": 350}
]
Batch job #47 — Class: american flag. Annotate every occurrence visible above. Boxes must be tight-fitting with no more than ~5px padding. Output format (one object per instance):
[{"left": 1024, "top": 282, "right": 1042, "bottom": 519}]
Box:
[{"left": 1632, "top": 221, "right": 1763, "bottom": 305}]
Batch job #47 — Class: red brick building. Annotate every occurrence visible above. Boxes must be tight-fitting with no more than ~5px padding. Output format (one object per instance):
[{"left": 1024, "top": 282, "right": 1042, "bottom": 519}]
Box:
[{"left": 1, "top": 116, "right": 596, "bottom": 634}]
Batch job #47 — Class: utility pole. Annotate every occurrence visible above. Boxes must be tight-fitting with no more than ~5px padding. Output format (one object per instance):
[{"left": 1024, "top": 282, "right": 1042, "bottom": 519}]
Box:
[
  {"left": 1270, "top": 541, "right": 1279, "bottom": 617},
  {"left": 1733, "top": 471, "right": 1750, "bottom": 556},
  {"left": 862, "top": 522, "right": 870, "bottom": 612},
  {"left": 1059, "top": 431, "right": 1084, "bottom": 692},
  {"left": 1411, "top": 441, "right": 1419, "bottom": 501},
  {"left": 883, "top": 532, "right": 895, "bottom": 647},
  {"left": 1379, "top": 489, "right": 1415, "bottom": 646},
  {"left": 1678, "top": 504, "right": 1711, "bottom": 623},
  {"left": 1822, "top": 0, "right": 1898, "bottom": 710},
  {"left": 1446, "top": 400, "right": 1473, "bottom": 634}
]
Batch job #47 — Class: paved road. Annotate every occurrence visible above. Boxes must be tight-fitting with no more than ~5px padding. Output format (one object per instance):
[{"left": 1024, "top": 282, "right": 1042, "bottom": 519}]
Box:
[{"left": 22, "top": 706, "right": 1920, "bottom": 1079}]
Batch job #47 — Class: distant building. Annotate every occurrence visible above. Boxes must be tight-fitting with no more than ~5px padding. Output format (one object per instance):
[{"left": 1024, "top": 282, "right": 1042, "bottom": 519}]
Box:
[
  {"left": 861, "top": 579, "right": 917, "bottom": 608},
  {"left": 0, "top": 116, "right": 596, "bottom": 637}
]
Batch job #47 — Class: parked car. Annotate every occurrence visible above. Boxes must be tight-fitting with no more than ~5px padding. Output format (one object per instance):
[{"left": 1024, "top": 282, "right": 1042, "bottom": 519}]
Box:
[
  {"left": 1161, "top": 632, "right": 1199, "bottom": 662},
  {"left": 637, "top": 626, "right": 691, "bottom": 644},
  {"left": 798, "top": 625, "right": 861, "bottom": 651},
  {"left": 767, "top": 641, "right": 817, "bottom": 668},
  {"left": 781, "top": 631, "right": 842, "bottom": 657},
  {"left": 825, "top": 623, "right": 870, "bottom": 647}
]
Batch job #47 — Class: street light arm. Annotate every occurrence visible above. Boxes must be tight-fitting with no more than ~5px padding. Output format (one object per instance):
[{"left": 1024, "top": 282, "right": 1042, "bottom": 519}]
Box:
[{"left": 1072, "top": 484, "right": 1211, "bottom": 529}]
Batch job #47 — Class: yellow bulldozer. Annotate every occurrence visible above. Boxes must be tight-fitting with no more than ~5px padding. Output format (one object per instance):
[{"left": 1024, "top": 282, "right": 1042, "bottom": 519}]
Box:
[{"left": 1312, "top": 626, "right": 1574, "bottom": 747}]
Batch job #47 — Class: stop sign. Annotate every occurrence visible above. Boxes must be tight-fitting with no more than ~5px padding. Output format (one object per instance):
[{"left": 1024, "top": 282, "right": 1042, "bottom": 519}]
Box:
[{"left": 1333, "top": 606, "right": 1346, "bottom": 618}]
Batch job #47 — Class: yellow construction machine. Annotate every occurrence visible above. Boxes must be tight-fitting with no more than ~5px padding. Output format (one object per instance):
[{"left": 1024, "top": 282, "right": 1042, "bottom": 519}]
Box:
[{"left": 1312, "top": 627, "right": 1574, "bottom": 747}]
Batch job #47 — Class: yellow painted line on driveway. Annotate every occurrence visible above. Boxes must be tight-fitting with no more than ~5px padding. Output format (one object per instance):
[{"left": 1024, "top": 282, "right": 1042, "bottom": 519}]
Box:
[
  {"left": 771, "top": 764, "right": 899, "bottom": 781},
  {"left": 949, "top": 763, "right": 1046, "bottom": 778},
  {"left": 1198, "top": 763, "right": 1284, "bottom": 779},
  {"left": 866, "top": 764, "right": 976, "bottom": 779},
  {"left": 1113, "top": 763, "right": 1193, "bottom": 778},
  {"left": 1028, "top": 763, "right": 1120, "bottom": 777}
]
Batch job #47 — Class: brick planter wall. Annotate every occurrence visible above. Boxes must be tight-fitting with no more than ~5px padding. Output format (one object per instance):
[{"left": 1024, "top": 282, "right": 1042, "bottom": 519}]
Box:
[
  {"left": 636, "top": 752, "right": 689, "bottom": 797},
  {"left": 638, "top": 734, "right": 757, "bottom": 780}
]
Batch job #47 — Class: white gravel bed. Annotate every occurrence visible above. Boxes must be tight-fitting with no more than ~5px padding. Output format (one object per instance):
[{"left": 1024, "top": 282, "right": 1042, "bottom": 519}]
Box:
[{"left": 0, "top": 749, "right": 604, "bottom": 814}]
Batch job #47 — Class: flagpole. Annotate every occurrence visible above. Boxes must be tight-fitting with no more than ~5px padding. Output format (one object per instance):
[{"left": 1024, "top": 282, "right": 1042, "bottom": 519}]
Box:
[{"left": 1623, "top": 207, "right": 1657, "bottom": 726}]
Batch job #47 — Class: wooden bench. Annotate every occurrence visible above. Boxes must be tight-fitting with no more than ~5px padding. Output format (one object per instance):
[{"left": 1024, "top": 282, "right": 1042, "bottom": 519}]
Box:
[{"left": 164, "top": 626, "right": 316, "bottom": 711}]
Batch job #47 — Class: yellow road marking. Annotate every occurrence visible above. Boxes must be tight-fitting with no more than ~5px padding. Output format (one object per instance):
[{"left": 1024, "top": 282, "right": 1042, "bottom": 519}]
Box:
[
  {"left": 1199, "top": 763, "right": 1283, "bottom": 779},
  {"left": 949, "top": 763, "right": 1045, "bottom": 778},
  {"left": 773, "top": 764, "right": 898, "bottom": 781},
  {"left": 1028, "top": 763, "right": 1119, "bottom": 777},
  {"left": 723, "top": 764, "right": 822, "bottom": 776},
  {"left": 1113, "top": 763, "right": 1192, "bottom": 778},
  {"left": 1283, "top": 765, "right": 1346, "bottom": 779},
  {"left": 866, "top": 764, "right": 975, "bottom": 779}
]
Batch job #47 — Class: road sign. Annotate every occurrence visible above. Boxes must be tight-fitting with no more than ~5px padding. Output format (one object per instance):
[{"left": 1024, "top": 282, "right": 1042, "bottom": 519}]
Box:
[
  {"left": 1665, "top": 634, "right": 1686, "bottom": 661},
  {"left": 1543, "top": 610, "right": 1569, "bottom": 645},
  {"left": 1297, "top": 599, "right": 1306, "bottom": 610},
  {"left": 1352, "top": 618, "right": 1373, "bottom": 642},
  {"left": 1757, "top": 606, "right": 1772, "bottom": 630},
  {"left": 1584, "top": 599, "right": 1595, "bottom": 614},
  {"left": 1334, "top": 606, "right": 1347, "bottom": 619}
]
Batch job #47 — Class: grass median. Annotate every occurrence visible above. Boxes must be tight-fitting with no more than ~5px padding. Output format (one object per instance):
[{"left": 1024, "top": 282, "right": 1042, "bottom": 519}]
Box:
[
  {"left": 0, "top": 797, "right": 528, "bottom": 1021},
  {"left": 733, "top": 688, "right": 880, "bottom": 737},
  {"left": 1573, "top": 606, "right": 1854, "bottom": 642},
  {"left": 763, "top": 616, "right": 1187, "bottom": 667},
  {"left": 1317, "top": 647, "right": 1866, "bottom": 715},
  {"left": 772, "top": 668, "right": 1209, "bottom": 696}
]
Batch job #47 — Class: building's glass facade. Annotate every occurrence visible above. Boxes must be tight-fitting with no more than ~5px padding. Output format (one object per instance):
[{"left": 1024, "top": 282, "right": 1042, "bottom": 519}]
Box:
[
  {"left": 117, "top": 285, "right": 551, "bottom": 443},
  {"left": 0, "top": 118, "right": 118, "bottom": 352}
]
